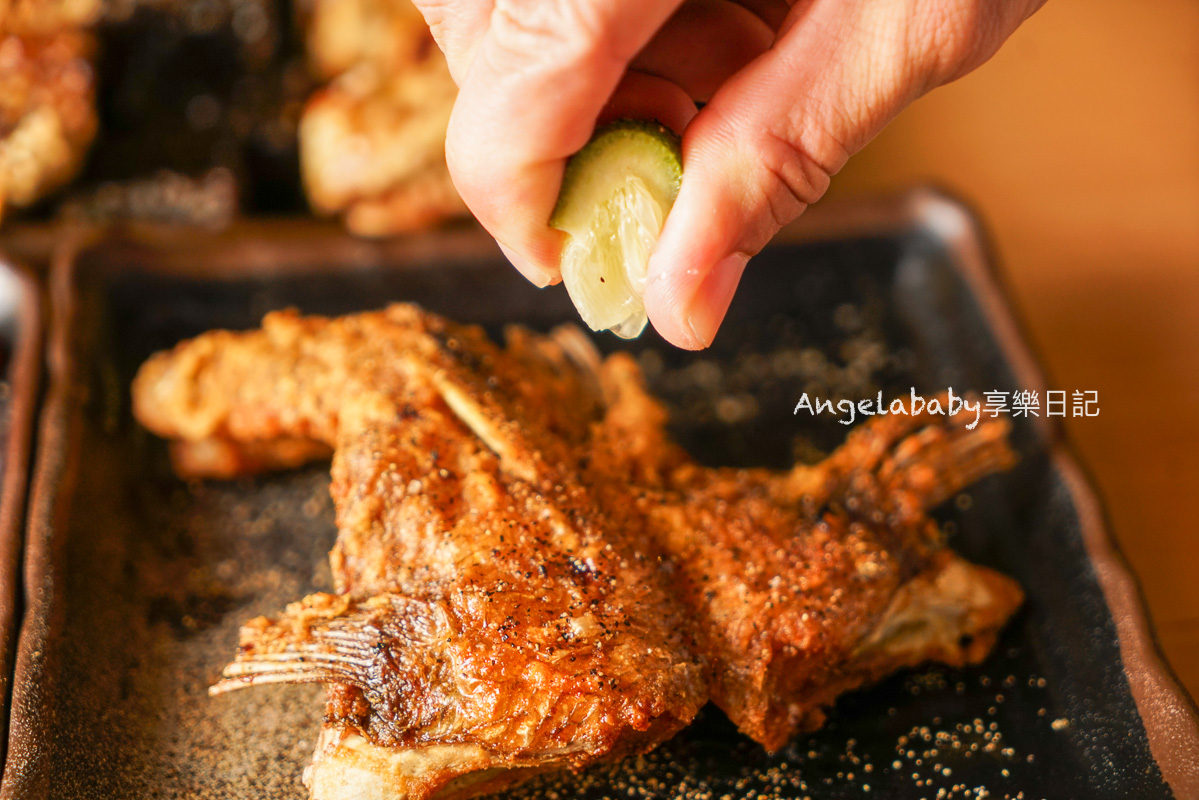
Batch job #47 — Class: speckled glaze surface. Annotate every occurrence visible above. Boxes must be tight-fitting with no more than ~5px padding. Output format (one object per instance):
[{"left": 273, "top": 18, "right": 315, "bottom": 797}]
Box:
[{"left": 2, "top": 192, "right": 1196, "bottom": 799}]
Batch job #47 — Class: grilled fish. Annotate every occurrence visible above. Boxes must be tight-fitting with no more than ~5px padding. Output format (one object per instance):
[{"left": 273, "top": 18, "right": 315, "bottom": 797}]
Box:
[{"left": 132, "top": 304, "right": 1022, "bottom": 799}]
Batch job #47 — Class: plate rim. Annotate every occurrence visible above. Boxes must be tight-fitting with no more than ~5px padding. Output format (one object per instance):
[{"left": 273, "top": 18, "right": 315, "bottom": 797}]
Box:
[
  {"left": 0, "top": 253, "right": 42, "bottom": 786},
  {"left": 3, "top": 191, "right": 1196, "bottom": 796},
  {"left": 901, "top": 188, "right": 1199, "bottom": 794}
]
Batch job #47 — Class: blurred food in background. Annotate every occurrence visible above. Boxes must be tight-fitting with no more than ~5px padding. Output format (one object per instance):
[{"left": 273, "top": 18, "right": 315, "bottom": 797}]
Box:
[
  {"left": 70, "top": 0, "right": 307, "bottom": 223},
  {"left": 0, "top": 0, "right": 99, "bottom": 223},
  {"left": 0, "top": 0, "right": 466, "bottom": 233},
  {"left": 299, "top": 0, "right": 467, "bottom": 235},
  {"left": 58, "top": 165, "right": 236, "bottom": 227}
]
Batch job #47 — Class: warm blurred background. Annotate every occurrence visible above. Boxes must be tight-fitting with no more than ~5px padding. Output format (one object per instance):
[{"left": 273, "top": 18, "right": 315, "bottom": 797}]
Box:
[{"left": 829, "top": 0, "right": 1199, "bottom": 697}]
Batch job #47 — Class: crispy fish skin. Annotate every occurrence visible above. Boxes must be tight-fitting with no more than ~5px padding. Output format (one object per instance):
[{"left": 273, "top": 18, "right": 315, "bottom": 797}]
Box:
[
  {"left": 588, "top": 358, "right": 1021, "bottom": 750},
  {"left": 133, "top": 304, "right": 1022, "bottom": 798},
  {"left": 137, "top": 306, "right": 706, "bottom": 799}
]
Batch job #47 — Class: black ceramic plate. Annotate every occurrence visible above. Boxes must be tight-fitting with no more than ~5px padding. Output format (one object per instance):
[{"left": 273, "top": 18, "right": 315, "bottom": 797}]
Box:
[{"left": 3, "top": 192, "right": 1197, "bottom": 799}]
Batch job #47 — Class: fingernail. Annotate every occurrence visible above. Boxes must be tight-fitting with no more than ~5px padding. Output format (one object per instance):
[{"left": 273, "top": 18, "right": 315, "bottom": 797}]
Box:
[
  {"left": 680, "top": 254, "right": 747, "bottom": 349},
  {"left": 499, "top": 243, "right": 556, "bottom": 288}
]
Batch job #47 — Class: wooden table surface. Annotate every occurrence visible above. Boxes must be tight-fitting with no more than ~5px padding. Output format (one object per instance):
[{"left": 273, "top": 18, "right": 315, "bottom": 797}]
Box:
[{"left": 827, "top": 0, "right": 1199, "bottom": 698}]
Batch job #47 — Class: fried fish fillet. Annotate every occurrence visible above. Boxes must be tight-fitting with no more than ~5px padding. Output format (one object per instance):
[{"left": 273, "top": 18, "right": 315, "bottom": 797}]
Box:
[{"left": 132, "top": 305, "right": 1022, "bottom": 799}]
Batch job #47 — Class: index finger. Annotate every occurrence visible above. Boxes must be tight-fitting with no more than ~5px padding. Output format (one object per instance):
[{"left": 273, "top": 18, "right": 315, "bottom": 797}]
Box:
[{"left": 446, "top": 0, "right": 687, "bottom": 285}]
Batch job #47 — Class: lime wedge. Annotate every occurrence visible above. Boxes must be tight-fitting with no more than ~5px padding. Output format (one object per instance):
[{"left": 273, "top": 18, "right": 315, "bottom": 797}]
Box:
[{"left": 550, "top": 120, "right": 682, "bottom": 339}]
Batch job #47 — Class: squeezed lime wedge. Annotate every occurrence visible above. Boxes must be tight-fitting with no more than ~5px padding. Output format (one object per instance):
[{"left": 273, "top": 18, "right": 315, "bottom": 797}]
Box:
[{"left": 550, "top": 120, "right": 682, "bottom": 339}]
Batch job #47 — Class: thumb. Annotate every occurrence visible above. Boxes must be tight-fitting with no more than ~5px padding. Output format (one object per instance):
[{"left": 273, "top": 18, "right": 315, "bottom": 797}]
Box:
[
  {"left": 641, "top": 37, "right": 847, "bottom": 349},
  {"left": 643, "top": 0, "right": 1045, "bottom": 349}
]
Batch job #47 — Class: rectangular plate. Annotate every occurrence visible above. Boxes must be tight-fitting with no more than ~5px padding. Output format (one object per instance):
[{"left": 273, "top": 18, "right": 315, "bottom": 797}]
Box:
[{"left": 3, "top": 191, "right": 1197, "bottom": 799}]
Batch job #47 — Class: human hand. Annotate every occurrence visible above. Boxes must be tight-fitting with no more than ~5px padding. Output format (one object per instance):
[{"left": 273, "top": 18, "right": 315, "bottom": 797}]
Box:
[{"left": 413, "top": 0, "right": 1046, "bottom": 348}]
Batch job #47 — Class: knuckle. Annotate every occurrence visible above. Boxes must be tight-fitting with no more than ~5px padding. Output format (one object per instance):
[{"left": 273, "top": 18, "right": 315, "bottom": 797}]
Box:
[{"left": 752, "top": 128, "right": 835, "bottom": 231}]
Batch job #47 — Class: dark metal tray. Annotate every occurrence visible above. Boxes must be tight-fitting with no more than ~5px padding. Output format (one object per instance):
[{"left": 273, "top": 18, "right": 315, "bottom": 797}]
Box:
[{"left": 3, "top": 192, "right": 1197, "bottom": 799}]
